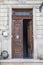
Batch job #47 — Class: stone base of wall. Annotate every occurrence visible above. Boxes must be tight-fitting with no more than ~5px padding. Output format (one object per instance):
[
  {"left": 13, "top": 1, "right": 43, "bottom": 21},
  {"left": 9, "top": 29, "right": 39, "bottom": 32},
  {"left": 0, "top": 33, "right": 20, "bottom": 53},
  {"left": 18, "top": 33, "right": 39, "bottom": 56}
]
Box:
[{"left": 0, "top": 62, "right": 43, "bottom": 65}]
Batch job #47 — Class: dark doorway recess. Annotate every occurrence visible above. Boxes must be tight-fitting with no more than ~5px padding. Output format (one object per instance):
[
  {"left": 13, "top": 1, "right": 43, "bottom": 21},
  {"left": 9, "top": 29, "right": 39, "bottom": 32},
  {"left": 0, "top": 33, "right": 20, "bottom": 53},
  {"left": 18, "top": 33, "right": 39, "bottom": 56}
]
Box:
[
  {"left": 23, "top": 19, "right": 28, "bottom": 58},
  {"left": 23, "top": 19, "right": 33, "bottom": 58}
]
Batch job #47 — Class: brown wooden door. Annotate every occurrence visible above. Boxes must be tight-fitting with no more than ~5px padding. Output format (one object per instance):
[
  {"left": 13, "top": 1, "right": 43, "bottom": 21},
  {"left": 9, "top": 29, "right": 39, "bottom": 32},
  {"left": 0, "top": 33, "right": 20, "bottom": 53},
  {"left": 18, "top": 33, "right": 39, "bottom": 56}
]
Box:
[
  {"left": 12, "top": 9, "right": 33, "bottom": 58},
  {"left": 12, "top": 19, "right": 23, "bottom": 58},
  {"left": 27, "top": 20, "right": 33, "bottom": 58},
  {"left": 12, "top": 19, "right": 33, "bottom": 58}
]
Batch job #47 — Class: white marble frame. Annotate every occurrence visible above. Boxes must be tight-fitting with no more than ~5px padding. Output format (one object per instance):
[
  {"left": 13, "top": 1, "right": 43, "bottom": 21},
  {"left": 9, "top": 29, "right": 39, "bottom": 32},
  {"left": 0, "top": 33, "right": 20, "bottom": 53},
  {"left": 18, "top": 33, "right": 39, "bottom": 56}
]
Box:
[{"left": 8, "top": 5, "right": 37, "bottom": 59}]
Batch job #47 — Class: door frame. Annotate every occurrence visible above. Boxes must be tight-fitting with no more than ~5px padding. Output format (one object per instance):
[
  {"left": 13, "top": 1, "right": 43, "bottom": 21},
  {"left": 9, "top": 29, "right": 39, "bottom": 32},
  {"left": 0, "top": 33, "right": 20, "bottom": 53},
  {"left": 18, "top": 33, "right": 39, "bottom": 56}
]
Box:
[
  {"left": 12, "top": 8, "right": 33, "bottom": 58},
  {"left": 9, "top": 8, "right": 36, "bottom": 59}
]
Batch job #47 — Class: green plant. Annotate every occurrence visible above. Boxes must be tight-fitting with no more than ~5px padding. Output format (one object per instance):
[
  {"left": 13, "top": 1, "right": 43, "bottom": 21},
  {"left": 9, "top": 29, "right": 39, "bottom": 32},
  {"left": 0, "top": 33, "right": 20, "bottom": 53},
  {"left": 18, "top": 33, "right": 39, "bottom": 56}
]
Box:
[{"left": 37, "top": 56, "right": 43, "bottom": 60}]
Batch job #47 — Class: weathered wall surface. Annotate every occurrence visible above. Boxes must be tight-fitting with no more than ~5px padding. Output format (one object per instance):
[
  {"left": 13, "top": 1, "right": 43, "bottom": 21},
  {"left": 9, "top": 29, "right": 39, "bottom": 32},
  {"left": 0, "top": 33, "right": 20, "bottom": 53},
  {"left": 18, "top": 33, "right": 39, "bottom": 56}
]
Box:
[
  {"left": 35, "top": 8, "right": 43, "bottom": 58},
  {"left": 0, "top": 0, "right": 43, "bottom": 59},
  {"left": 0, "top": 62, "right": 43, "bottom": 65}
]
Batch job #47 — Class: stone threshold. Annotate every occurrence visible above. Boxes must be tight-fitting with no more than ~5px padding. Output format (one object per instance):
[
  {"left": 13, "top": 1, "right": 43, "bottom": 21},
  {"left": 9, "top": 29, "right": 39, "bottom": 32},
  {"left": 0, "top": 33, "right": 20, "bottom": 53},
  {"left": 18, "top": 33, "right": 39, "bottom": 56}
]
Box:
[{"left": 0, "top": 59, "right": 43, "bottom": 63}]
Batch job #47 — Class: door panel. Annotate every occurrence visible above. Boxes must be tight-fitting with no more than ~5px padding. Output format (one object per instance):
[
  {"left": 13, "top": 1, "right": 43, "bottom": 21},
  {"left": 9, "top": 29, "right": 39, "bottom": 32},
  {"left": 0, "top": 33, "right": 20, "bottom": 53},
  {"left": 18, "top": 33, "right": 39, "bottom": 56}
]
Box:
[
  {"left": 12, "top": 19, "right": 23, "bottom": 58},
  {"left": 12, "top": 19, "right": 33, "bottom": 58},
  {"left": 27, "top": 20, "right": 33, "bottom": 58}
]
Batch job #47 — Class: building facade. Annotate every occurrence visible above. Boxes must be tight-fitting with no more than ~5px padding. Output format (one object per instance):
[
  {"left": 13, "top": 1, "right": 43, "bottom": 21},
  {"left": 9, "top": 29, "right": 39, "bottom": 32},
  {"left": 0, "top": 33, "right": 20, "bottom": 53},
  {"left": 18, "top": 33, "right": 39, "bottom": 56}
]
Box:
[{"left": 0, "top": 0, "right": 43, "bottom": 64}]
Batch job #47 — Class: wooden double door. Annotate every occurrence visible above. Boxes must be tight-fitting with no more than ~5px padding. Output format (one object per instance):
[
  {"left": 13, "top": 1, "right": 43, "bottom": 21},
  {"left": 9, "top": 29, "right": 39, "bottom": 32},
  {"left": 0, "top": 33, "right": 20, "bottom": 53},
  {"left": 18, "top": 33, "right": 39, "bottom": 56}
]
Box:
[{"left": 12, "top": 9, "right": 33, "bottom": 58}]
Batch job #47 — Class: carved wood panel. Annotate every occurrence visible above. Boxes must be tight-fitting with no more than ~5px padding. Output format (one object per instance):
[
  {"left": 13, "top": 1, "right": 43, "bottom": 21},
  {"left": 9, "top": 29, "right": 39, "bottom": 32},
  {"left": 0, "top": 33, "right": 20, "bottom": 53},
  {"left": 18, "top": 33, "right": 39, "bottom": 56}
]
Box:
[{"left": 12, "top": 19, "right": 23, "bottom": 58}]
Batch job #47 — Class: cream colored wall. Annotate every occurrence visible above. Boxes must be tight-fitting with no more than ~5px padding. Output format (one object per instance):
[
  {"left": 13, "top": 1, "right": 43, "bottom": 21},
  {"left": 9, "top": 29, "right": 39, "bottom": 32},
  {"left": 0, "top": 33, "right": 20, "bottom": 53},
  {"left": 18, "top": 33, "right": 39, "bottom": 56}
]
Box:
[
  {"left": 0, "top": 5, "right": 11, "bottom": 58},
  {"left": 0, "top": 0, "right": 43, "bottom": 59},
  {"left": 35, "top": 8, "right": 43, "bottom": 58}
]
